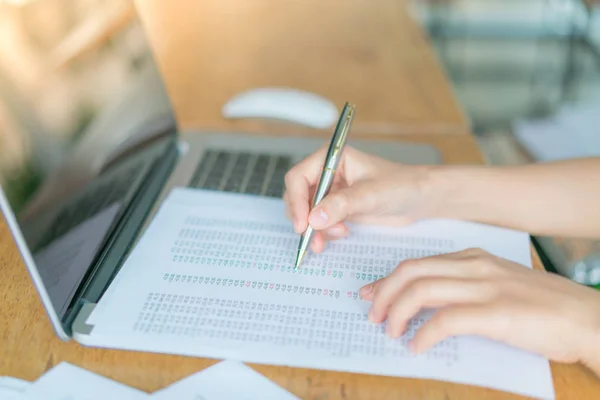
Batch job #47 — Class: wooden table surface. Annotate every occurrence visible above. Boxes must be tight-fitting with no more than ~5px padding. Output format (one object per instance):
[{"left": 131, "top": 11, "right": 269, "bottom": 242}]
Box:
[
  {"left": 134, "top": 0, "right": 469, "bottom": 136},
  {"left": 2, "top": 0, "right": 600, "bottom": 399},
  {"left": 2, "top": 134, "right": 600, "bottom": 399}
]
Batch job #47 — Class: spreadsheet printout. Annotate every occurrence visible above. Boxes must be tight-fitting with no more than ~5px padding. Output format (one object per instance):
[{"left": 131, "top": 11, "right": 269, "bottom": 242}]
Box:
[{"left": 88, "top": 188, "right": 555, "bottom": 400}]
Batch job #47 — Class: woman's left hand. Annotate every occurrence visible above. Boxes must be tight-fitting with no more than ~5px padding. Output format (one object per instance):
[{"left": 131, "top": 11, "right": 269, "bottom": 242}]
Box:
[{"left": 359, "top": 248, "right": 600, "bottom": 375}]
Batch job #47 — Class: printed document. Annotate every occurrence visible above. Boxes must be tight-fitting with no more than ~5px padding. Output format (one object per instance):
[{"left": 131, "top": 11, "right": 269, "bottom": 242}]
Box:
[{"left": 88, "top": 188, "right": 555, "bottom": 400}]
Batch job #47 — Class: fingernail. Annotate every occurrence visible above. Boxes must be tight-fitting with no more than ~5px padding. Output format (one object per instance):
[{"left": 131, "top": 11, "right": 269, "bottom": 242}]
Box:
[
  {"left": 368, "top": 309, "right": 376, "bottom": 322},
  {"left": 408, "top": 340, "right": 417, "bottom": 353},
  {"left": 309, "top": 209, "right": 328, "bottom": 228},
  {"left": 360, "top": 283, "right": 373, "bottom": 296},
  {"left": 327, "top": 226, "right": 346, "bottom": 237},
  {"left": 386, "top": 325, "right": 395, "bottom": 338}
]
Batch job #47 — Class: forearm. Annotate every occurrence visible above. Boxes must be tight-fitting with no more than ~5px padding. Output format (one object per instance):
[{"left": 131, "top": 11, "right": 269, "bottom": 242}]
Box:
[{"left": 429, "top": 158, "right": 600, "bottom": 238}]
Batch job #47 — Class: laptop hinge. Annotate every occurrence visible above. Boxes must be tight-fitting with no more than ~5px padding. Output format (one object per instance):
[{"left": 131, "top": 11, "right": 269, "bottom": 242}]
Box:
[
  {"left": 62, "top": 135, "right": 179, "bottom": 334},
  {"left": 71, "top": 302, "right": 96, "bottom": 335}
]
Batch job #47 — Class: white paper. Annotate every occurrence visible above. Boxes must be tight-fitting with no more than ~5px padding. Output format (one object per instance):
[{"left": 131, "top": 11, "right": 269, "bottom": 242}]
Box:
[
  {"left": 24, "top": 362, "right": 148, "bottom": 400},
  {"left": 151, "top": 361, "right": 298, "bottom": 399},
  {"left": 0, "top": 392, "right": 31, "bottom": 400},
  {"left": 89, "top": 188, "right": 555, "bottom": 400},
  {"left": 0, "top": 376, "right": 31, "bottom": 400},
  {"left": 0, "top": 377, "right": 30, "bottom": 392}
]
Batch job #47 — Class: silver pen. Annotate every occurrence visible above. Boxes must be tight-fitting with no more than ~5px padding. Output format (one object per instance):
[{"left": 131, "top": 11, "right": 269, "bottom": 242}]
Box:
[{"left": 294, "top": 102, "right": 356, "bottom": 270}]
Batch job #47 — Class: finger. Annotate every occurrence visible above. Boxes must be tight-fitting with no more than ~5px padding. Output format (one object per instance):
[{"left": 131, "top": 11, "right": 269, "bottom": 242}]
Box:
[
  {"left": 411, "top": 248, "right": 487, "bottom": 263},
  {"left": 361, "top": 257, "right": 476, "bottom": 307},
  {"left": 361, "top": 252, "right": 495, "bottom": 309},
  {"left": 308, "top": 181, "right": 377, "bottom": 230},
  {"left": 360, "top": 277, "right": 386, "bottom": 301},
  {"left": 422, "top": 248, "right": 506, "bottom": 278},
  {"left": 385, "top": 278, "right": 493, "bottom": 338},
  {"left": 360, "top": 256, "right": 471, "bottom": 303},
  {"left": 322, "top": 222, "right": 349, "bottom": 241},
  {"left": 409, "top": 305, "right": 491, "bottom": 354},
  {"left": 284, "top": 173, "right": 311, "bottom": 233},
  {"left": 283, "top": 191, "right": 292, "bottom": 221},
  {"left": 284, "top": 150, "right": 327, "bottom": 233},
  {"left": 310, "top": 231, "right": 326, "bottom": 253},
  {"left": 309, "top": 223, "right": 349, "bottom": 253},
  {"left": 435, "top": 248, "right": 489, "bottom": 261},
  {"left": 368, "top": 258, "right": 485, "bottom": 324}
]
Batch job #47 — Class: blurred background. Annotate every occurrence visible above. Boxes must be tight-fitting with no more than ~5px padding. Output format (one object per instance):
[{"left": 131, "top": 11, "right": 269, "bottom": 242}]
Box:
[
  {"left": 1, "top": 0, "right": 600, "bottom": 285},
  {"left": 0, "top": 0, "right": 148, "bottom": 147},
  {"left": 409, "top": 0, "right": 600, "bottom": 162},
  {"left": 0, "top": 0, "right": 152, "bottom": 211},
  {"left": 408, "top": 0, "right": 600, "bottom": 286}
]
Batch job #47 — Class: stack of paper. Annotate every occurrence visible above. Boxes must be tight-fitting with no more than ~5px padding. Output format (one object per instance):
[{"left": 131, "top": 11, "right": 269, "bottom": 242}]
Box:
[{"left": 0, "top": 360, "right": 299, "bottom": 399}]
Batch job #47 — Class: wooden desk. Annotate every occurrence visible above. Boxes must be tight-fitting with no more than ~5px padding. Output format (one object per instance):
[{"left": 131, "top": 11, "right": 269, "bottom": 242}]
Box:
[
  {"left": 2, "top": 134, "right": 600, "bottom": 399},
  {"left": 1, "top": 1, "right": 600, "bottom": 399},
  {"left": 133, "top": 0, "right": 469, "bottom": 135}
]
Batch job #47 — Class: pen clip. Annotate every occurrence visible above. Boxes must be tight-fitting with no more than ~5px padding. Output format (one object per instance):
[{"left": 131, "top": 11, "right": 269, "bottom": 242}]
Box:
[{"left": 326, "top": 102, "right": 355, "bottom": 168}]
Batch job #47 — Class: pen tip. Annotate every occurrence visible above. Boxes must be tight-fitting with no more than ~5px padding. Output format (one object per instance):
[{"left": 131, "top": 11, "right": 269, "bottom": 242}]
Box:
[{"left": 294, "top": 250, "right": 306, "bottom": 270}]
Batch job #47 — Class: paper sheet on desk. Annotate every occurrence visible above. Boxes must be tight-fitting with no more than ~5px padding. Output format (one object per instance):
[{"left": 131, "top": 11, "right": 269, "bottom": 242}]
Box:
[
  {"left": 89, "top": 188, "right": 555, "bottom": 400},
  {"left": 24, "top": 362, "right": 148, "bottom": 400},
  {"left": 0, "top": 376, "right": 31, "bottom": 400},
  {"left": 151, "top": 361, "right": 299, "bottom": 399},
  {"left": 5, "top": 361, "right": 294, "bottom": 399},
  {"left": 0, "top": 377, "right": 30, "bottom": 392}
]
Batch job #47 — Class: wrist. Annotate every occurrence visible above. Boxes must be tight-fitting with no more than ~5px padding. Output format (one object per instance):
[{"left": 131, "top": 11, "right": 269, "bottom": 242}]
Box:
[{"left": 423, "top": 165, "right": 502, "bottom": 223}]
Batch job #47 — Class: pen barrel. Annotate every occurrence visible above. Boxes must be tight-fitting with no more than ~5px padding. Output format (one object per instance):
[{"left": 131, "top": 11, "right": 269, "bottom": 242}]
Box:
[
  {"left": 312, "top": 168, "right": 336, "bottom": 207},
  {"left": 299, "top": 225, "right": 314, "bottom": 253},
  {"left": 324, "top": 154, "right": 341, "bottom": 171}
]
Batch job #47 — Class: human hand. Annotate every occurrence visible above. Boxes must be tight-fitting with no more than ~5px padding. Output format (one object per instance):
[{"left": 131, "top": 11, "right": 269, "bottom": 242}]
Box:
[
  {"left": 283, "top": 146, "right": 436, "bottom": 253},
  {"left": 359, "top": 248, "right": 600, "bottom": 374}
]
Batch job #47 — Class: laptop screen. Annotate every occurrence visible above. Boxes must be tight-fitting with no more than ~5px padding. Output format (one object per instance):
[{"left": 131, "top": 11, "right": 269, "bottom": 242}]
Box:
[{"left": 0, "top": 2, "right": 175, "bottom": 324}]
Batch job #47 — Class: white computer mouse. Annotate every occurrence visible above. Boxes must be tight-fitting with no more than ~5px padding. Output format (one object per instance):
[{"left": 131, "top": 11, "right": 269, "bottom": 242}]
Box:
[{"left": 221, "top": 87, "right": 339, "bottom": 129}]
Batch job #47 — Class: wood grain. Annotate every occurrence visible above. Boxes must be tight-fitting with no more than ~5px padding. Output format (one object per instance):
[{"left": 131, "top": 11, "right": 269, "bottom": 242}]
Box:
[{"left": 132, "top": 0, "right": 470, "bottom": 136}]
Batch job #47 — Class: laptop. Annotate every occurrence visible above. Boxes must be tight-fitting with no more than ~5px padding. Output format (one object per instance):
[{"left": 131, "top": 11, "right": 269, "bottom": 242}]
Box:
[{"left": 0, "top": 24, "right": 441, "bottom": 343}]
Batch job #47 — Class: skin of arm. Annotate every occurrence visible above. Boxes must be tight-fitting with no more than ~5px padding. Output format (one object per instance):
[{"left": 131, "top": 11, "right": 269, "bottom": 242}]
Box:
[
  {"left": 284, "top": 149, "right": 600, "bottom": 376},
  {"left": 427, "top": 157, "right": 600, "bottom": 239},
  {"left": 409, "top": 157, "right": 600, "bottom": 376}
]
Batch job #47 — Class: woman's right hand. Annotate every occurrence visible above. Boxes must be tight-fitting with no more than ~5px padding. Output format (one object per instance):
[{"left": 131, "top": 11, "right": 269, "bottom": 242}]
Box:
[{"left": 283, "top": 146, "right": 440, "bottom": 253}]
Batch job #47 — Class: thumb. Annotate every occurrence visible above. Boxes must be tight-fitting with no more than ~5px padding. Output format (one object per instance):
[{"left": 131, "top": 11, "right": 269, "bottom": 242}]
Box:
[{"left": 308, "top": 182, "right": 375, "bottom": 230}]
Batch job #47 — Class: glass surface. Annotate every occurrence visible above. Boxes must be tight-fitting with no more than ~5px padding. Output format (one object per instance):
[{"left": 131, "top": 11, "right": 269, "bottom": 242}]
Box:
[{"left": 0, "top": 0, "right": 169, "bottom": 318}]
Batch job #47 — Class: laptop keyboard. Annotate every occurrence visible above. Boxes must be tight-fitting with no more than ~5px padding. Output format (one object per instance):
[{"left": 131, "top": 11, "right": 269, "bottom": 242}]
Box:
[{"left": 188, "top": 150, "right": 292, "bottom": 198}]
